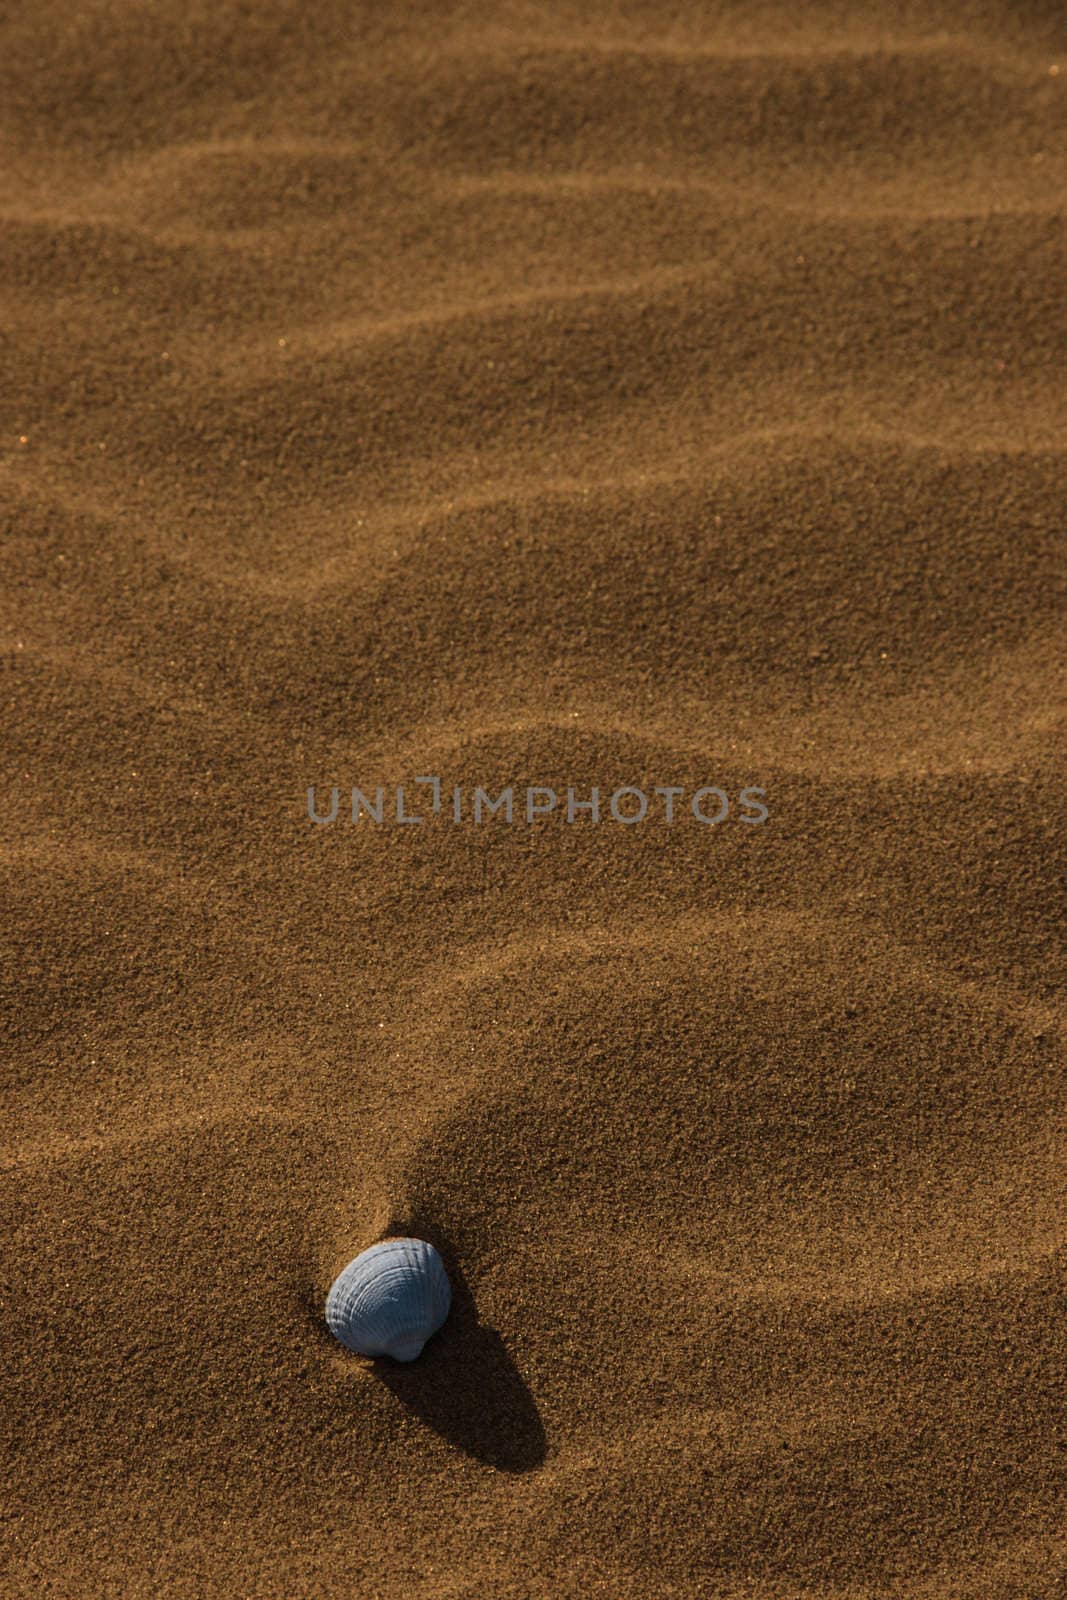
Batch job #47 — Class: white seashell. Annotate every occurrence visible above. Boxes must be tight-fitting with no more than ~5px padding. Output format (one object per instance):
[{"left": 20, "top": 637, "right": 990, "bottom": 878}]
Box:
[{"left": 325, "top": 1236, "right": 452, "bottom": 1361}]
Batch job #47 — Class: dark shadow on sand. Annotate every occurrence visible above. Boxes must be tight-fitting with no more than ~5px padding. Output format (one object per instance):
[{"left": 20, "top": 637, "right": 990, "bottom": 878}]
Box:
[{"left": 362, "top": 1218, "right": 547, "bottom": 1473}]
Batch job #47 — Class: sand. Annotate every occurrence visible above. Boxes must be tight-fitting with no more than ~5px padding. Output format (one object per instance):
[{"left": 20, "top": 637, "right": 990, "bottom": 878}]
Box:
[{"left": 2, "top": 1, "right": 1066, "bottom": 1595}]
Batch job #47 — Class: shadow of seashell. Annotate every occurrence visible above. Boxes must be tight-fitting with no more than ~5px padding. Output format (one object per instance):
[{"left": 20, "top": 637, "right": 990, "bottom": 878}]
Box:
[{"left": 371, "top": 1217, "right": 547, "bottom": 1474}]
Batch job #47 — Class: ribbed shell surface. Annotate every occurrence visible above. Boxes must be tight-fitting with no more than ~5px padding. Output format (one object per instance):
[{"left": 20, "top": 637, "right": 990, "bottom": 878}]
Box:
[{"left": 325, "top": 1237, "right": 452, "bottom": 1361}]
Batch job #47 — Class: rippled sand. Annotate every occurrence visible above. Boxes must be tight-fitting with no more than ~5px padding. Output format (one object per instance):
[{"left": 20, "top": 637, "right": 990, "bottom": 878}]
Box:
[{"left": 2, "top": 2, "right": 1065, "bottom": 1596}]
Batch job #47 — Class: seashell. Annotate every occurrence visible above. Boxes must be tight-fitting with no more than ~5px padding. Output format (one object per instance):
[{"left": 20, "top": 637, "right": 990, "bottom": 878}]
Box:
[{"left": 325, "top": 1236, "right": 452, "bottom": 1361}]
